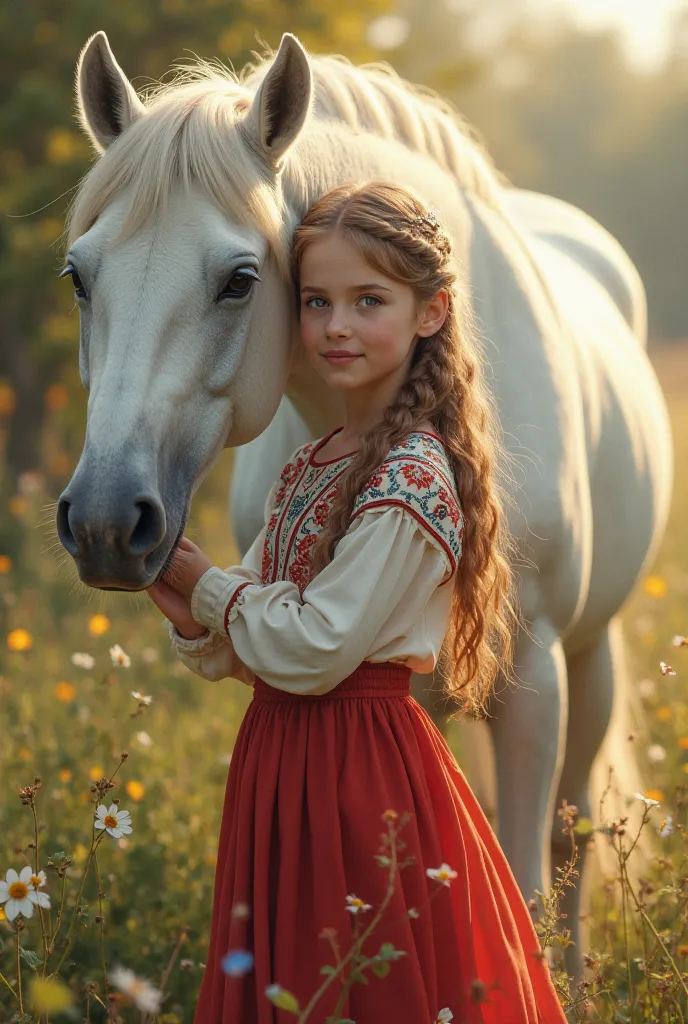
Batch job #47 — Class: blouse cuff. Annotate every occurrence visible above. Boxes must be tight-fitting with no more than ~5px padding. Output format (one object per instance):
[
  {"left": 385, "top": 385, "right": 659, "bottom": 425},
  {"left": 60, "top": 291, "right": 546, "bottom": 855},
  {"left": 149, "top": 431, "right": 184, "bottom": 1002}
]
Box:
[
  {"left": 191, "top": 566, "right": 258, "bottom": 636},
  {"left": 168, "top": 622, "right": 223, "bottom": 656}
]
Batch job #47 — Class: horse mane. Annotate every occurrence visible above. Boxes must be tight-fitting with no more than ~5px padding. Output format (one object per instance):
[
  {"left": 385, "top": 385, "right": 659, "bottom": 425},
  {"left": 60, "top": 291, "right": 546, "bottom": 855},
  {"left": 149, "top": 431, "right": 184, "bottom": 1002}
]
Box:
[{"left": 66, "top": 42, "right": 503, "bottom": 265}]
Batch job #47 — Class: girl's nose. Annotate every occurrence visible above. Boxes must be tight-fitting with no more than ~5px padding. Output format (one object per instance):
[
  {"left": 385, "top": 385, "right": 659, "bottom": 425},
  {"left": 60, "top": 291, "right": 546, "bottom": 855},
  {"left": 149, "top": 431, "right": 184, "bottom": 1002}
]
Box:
[{"left": 326, "top": 311, "right": 353, "bottom": 338}]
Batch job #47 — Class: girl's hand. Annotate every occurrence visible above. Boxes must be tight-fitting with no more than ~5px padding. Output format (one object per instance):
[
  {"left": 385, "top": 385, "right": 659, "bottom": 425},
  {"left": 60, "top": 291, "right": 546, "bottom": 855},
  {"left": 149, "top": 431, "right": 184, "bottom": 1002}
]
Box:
[
  {"left": 146, "top": 578, "right": 207, "bottom": 640},
  {"left": 146, "top": 536, "right": 214, "bottom": 640}
]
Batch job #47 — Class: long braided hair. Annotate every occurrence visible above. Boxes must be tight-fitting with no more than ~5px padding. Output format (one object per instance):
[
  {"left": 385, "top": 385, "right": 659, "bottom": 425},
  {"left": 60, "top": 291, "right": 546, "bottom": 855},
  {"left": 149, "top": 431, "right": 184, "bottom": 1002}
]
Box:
[{"left": 291, "top": 181, "right": 517, "bottom": 716}]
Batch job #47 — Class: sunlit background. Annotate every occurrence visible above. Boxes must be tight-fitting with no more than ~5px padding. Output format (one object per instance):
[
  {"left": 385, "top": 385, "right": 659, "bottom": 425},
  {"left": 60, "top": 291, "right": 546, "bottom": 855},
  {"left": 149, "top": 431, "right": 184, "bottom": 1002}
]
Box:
[{"left": 1, "top": 1, "right": 688, "bottom": 1018}]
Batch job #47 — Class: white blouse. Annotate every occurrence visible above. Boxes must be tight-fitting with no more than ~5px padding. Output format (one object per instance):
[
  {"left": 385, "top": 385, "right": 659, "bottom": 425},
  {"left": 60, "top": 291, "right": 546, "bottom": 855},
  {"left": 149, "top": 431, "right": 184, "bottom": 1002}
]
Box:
[{"left": 166, "top": 430, "right": 465, "bottom": 695}]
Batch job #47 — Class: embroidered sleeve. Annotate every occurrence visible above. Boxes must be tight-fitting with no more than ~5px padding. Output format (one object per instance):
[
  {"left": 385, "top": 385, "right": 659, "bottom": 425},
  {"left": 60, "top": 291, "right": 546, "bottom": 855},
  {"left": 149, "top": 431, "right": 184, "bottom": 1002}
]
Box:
[{"left": 350, "top": 445, "right": 464, "bottom": 580}]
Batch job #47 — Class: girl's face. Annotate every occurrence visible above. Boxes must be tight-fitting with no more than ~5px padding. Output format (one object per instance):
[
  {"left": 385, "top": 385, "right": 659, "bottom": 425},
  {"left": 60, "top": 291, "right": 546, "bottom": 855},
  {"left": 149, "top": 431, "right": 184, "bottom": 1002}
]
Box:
[{"left": 298, "top": 232, "right": 440, "bottom": 391}]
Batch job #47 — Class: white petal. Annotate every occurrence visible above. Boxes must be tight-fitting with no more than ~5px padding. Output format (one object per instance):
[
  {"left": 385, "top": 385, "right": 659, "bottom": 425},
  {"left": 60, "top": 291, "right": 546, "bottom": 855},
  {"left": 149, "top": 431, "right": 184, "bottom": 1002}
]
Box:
[
  {"left": 33, "top": 891, "right": 51, "bottom": 909},
  {"left": 0, "top": 882, "right": 8, "bottom": 898},
  {"left": 108, "top": 827, "right": 123, "bottom": 838},
  {"left": 94, "top": 820, "right": 106, "bottom": 830},
  {"left": 6, "top": 869, "right": 18, "bottom": 884},
  {"left": 96, "top": 804, "right": 107, "bottom": 818},
  {"left": 19, "top": 866, "right": 33, "bottom": 884},
  {"left": 4, "top": 899, "right": 19, "bottom": 920},
  {"left": 118, "top": 825, "right": 133, "bottom": 835},
  {"left": 107, "top": 803, "right": 118, "bottom": 816}
]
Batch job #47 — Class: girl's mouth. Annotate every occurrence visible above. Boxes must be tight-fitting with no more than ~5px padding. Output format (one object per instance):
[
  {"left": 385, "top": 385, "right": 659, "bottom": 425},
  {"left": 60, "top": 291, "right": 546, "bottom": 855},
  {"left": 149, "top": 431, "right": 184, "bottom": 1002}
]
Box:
[{"left": 322, "top": 354, "right": 362, "bottom": 365}]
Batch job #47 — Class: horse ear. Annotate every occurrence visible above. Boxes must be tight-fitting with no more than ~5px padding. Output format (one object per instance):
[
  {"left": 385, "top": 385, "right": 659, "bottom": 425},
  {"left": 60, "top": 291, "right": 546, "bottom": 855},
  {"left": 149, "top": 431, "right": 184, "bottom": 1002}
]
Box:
[
  {"left": 240, "top": 33, "right": 312, "bottom": 169},
  {"left": 76, "top": 32, "right": 145, "bottom": 153}
]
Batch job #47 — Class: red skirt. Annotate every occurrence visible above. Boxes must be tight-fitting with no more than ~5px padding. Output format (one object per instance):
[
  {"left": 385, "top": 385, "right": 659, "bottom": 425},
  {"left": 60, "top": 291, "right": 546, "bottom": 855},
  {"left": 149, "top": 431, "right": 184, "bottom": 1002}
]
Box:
[{"left": 194, "top": 663, "right": 566, "bottom": 1023}]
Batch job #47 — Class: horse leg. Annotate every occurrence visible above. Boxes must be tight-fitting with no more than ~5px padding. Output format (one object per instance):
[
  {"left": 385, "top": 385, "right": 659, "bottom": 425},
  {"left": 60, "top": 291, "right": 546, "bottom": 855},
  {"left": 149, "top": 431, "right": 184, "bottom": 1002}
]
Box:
[
  {"left": 487, "top": 618, "right": 569, "bottom": 919},
  {"left": 552, "top": 621, "right": 618, "bottom": 987}
]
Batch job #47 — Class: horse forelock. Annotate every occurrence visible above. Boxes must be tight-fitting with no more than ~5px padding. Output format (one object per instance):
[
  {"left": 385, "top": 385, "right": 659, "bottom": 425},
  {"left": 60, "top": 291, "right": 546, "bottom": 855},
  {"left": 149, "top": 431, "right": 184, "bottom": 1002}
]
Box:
[{"left": 66, "top": 45, "right": 501, "bottom": 265}]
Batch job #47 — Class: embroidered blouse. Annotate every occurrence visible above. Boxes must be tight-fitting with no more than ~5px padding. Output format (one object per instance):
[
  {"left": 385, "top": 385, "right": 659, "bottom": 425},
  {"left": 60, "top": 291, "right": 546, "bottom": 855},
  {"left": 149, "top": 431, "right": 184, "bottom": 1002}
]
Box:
[{"left": 166, "top": 428, "right": 464, "bottom": 695}]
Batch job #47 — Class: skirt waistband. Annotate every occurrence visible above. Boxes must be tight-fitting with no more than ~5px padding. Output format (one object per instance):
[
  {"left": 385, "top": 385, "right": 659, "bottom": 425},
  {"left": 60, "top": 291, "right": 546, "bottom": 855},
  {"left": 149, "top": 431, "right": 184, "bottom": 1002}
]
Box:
[{"left": 252, "top": 662, "right": 412, "bottom": 701}]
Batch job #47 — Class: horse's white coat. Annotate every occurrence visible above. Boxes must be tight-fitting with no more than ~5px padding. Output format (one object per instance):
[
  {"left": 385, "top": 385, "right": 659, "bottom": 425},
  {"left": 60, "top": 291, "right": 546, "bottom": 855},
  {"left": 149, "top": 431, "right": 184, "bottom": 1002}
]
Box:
[{"left": 66, "top": 32, "right": 673, "bottom": 974}]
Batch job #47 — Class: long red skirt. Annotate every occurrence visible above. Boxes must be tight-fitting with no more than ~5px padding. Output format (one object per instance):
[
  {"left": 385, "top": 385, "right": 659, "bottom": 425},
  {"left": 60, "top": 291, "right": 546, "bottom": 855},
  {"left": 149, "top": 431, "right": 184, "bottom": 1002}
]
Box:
[{"left": 194, "top": 663, "right": 566, "bottom": 1023}]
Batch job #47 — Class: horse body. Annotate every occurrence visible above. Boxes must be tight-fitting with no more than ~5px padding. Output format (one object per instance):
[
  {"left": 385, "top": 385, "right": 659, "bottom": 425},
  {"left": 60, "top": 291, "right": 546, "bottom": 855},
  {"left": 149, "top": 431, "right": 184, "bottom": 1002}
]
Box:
[{"left": 60, "top": 32, "right": 673, "bottom": 977}]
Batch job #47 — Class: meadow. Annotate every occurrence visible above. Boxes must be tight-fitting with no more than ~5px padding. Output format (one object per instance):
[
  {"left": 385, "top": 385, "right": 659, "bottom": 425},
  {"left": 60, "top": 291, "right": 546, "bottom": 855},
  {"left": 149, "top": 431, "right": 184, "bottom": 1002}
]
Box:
[{"left": 0, "top": 343, "right": 687, "bottom": 1022}]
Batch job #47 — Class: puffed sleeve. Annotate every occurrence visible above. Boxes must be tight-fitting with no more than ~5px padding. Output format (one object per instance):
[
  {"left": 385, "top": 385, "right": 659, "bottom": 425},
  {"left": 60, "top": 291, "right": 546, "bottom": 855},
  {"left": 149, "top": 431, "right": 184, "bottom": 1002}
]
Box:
[
  {"left": 188, "top": 507, "right": 454, "bottom": 695},
  {"left": 165, "top": 480, "right": 278, "bottom": 683}
]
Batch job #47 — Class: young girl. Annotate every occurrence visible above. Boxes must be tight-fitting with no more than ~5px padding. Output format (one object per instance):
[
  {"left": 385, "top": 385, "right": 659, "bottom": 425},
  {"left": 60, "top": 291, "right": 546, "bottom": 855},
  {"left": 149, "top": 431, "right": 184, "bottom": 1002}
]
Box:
[{"left": 146, "top": 181, "right": 567, "bottom": 1023}]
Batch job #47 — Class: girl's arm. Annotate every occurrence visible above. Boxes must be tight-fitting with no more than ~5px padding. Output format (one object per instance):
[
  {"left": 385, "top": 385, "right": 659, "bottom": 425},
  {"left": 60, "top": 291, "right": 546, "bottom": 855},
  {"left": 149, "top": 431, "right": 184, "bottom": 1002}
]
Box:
[
  {"left": 165, "top": 482, "right": 278, "bottom": 683},
  {"left": 189, "top": 506, "right": 456, "bottom": 695}
]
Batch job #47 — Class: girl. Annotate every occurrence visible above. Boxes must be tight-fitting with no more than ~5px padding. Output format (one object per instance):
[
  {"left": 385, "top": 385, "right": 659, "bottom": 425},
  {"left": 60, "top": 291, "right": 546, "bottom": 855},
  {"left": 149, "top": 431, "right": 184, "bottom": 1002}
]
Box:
[{"left": 146, "top": 181, "right": 567, "bottom": 1023}]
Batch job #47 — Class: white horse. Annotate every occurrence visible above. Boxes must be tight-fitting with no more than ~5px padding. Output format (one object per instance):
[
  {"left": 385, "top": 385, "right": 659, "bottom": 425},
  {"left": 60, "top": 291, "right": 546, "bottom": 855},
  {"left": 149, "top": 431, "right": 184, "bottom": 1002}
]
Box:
[{"left": 59, "top": 31, "right": 673, "bottom": 977}]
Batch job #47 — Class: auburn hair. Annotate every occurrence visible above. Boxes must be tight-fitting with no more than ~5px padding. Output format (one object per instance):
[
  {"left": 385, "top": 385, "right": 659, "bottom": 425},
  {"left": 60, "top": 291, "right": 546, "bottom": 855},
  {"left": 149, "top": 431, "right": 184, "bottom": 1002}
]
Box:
[{"left": 291, "top": 181, "right": 518, "bottom": 716}]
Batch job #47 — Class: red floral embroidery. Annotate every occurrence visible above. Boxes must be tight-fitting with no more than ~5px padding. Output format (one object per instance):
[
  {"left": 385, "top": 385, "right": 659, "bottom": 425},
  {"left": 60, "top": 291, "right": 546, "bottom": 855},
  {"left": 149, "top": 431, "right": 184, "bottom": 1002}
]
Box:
[
  {"left": 261, "top": 432, "right": 462, "bottom": 587},
  {"left": 288, "top": 534, "right": 319, "bottom": 594},
  {"left": 312, "top": 499, "right": 332, "bottom": 527},
  {"left": 364, "top": 471, "right": 384, "bottom": 489},
  {"left": 400, "top": 464, "right": 435, "bottom": 490},
  {"left": 437, "top": 487, "right": 461, "bottom": 527}
]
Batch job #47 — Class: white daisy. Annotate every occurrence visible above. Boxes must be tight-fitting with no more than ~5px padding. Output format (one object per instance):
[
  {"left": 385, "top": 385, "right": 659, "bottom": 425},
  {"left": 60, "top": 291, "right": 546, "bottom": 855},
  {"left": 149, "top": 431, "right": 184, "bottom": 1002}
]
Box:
[
  {"left": 635, "top": 792, "right": 660, "bottom": 809},
  {"left": 426, "top": 863, "right": 458, "bottom": 887},
  {"left": 109, "top": 966, "right": 161, "bottom": 1013},
  {"left": 130, "top": 690, "right": 152, "bottom": 705},
  {"left": 94, "top": 804, "right": 133, "bottom": 839},
  {"left": 659, "top": 815, "right": 674, "bottom": 837},
  {"left": 109, "top": 644, "right": 131, "bottom": 668},
  {"left": 345, "top": 894, "right": 372, "bottom": 915},
  {"left": 0, "top": 866, "right": 50, "bottom": 920},
  {"left": 71, "top": 652, "right": 95, "bottom": 670}
]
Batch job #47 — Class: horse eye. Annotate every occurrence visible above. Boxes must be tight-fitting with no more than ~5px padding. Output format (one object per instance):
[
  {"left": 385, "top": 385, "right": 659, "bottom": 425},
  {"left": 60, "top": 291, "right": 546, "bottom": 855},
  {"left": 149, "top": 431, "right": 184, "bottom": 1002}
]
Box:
[
  {"left": 217, "top": 267, "right": 260, "bottom": 301},
  {"left": 59, "top": 263, "right": 87, "bottom": 300}
]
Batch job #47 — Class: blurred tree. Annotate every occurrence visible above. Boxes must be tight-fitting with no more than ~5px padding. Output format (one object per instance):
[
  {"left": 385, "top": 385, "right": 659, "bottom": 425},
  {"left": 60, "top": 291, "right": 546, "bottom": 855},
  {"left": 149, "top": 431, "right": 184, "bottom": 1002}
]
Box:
[
  {"left": 431, "top": 12, "right": 688, "bottom": 342},
  {"left": 0, "top": 0, "right": 392, "bottom": 489}
]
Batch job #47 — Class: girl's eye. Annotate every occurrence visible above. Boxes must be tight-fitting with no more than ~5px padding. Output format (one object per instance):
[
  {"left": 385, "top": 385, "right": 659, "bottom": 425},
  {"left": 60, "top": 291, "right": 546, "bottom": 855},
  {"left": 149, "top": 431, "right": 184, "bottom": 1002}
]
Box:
[
  {"left": 59, "top": 263, "right": 87, "bottom": 300},
  {"left": 359, "top": 295, "right": 381, "bottom": 308},
  {"left": 305, "top": 297, "right": 328, "bottom": 308}
]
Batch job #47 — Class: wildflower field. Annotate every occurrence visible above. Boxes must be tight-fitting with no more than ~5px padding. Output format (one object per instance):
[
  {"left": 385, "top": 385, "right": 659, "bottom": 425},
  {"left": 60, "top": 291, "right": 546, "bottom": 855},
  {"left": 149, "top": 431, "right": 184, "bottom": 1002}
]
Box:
[{"left": 0, "top": 343, "right": 687, "bottom": 1022}]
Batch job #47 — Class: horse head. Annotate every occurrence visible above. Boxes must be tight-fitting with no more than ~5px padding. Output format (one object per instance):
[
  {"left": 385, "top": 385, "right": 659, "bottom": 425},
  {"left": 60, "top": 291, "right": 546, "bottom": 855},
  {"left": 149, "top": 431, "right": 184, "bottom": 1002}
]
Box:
[{"left": 57, "top": 31, "right": 312, "bottom": 589}]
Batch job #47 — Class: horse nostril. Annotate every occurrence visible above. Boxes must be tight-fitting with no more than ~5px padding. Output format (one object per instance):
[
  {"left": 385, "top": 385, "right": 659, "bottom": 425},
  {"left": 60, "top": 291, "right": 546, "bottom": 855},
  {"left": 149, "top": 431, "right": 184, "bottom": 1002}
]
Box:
[
  {"left": 56, "top": 497, "right": 79, "bottom": 556},
  {"left": 130, "top": 498, "right": 167, "bottom": 558}
]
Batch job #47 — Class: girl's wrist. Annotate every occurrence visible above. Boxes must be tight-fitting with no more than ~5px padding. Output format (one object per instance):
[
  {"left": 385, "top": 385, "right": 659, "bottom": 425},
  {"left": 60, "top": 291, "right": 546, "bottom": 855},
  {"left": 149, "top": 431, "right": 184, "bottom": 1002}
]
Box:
[{"left": 177, "top": 625, "right": 209, "bottom": 641}]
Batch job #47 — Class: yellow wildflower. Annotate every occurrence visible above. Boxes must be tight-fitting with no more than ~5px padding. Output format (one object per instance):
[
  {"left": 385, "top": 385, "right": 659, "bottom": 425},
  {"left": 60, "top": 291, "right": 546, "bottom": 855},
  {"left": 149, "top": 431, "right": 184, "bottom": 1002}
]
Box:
[
  {"left": 0, "top": 554, "right": 12, "bottom": 573},
  {"left": 643, "top": 575, "right": 667, "bottom": 598},
  {"left": 656, "top": 706, "right": 672, "bottom": 722},
  {"left": 7, "top": 628, "right": 32, "bottom": 651},
  {"left": 89, "top": 765, "right": 104, "bottom": 781},
  {"left": 54, "top": 681, "right": 76, "bottom": 703},
  {"left": 126, "top": 780, "right": 145, "bottom": 801},
  {"left": 58, "top": 769, "right": 72, "bottom": 783},
  {"left": 88, "top": 614, "right": 110, "bottom": 636},
  {"left": 644, "top": 789, "right": 664, "bottom": 803}
]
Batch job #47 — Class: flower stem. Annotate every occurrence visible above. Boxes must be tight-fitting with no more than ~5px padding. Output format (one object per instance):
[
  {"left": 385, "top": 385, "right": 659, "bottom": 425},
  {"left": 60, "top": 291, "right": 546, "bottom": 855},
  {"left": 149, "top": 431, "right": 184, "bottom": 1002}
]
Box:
[
  {"left": 52, "top": 833, "right": 102, "bottom": 975},
  {"left": 0, "top": 968, "right": 17, "bottom": 999},
  {"left": 16, "top": 927, "right": 24, "bottom": 1015},
  {"left": 94, "top": 850, "right": 109, "bottom": 1005}
]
